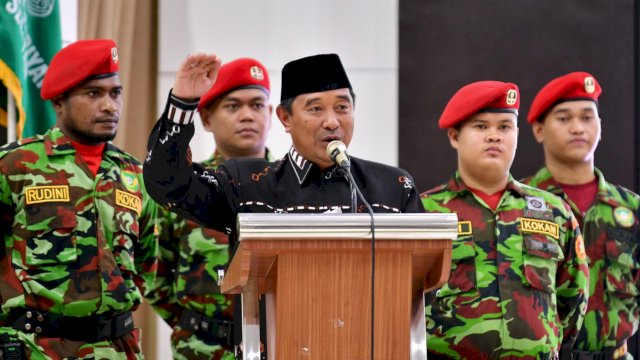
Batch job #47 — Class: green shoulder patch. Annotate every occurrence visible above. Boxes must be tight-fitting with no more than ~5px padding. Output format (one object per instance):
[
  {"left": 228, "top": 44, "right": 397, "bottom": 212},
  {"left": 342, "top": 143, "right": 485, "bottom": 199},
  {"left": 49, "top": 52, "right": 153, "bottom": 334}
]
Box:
[
  {"left": 121, "top": 170, "right": 140, "bottom": 192},
  {"left": 614, "top": 206, "right": 635, "bottom": 228}
]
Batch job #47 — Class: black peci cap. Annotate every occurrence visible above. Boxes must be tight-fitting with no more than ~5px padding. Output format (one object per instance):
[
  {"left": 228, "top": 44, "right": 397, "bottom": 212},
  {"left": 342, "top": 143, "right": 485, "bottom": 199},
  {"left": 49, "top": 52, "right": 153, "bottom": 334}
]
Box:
[{"left": 280, "top": 54, "right": 352, "bottom": 101}]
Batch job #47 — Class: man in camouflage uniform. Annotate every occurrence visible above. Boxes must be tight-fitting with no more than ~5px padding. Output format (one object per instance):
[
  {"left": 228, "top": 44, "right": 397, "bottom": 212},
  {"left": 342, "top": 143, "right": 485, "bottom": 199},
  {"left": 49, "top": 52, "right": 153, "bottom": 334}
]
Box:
[
  {"left": 522, "top": 72, "right": 639, "bottom": 360},
  {"left": 421, "top": 80, "right": 589, "bottom": 359},
  {"left": 147, "top": 58, "right": 273, "bottom": 360},
  {"left": 0, "top": 39, "right": 157, "bottom": 359}
]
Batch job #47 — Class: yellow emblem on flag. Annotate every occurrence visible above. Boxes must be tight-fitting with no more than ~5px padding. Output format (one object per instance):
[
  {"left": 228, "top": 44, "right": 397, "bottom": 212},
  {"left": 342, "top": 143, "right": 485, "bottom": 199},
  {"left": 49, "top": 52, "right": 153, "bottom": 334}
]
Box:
[
  {"left": 25, "top": 185, "right": 70, "bottom": 205},
  {"left": 116, "top": 189, "right": 141, "bottom": 215},
  {"left": 520, "top": 218, "right": 559, "bottom": 239}
]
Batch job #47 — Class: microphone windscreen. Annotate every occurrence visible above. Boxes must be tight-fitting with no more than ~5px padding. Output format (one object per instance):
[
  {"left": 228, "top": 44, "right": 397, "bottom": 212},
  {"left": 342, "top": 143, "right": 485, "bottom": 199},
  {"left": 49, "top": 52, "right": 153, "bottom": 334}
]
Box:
[{"left": 326, "top": 140, "right": 345, "bottom": 158}]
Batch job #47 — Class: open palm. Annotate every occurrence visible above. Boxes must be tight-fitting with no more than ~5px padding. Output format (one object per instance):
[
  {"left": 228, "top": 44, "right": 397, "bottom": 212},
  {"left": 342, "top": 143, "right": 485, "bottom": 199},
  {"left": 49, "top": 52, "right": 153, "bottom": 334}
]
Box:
[{"left": 172, "top": 53, "right": 222, "bottom": 100}]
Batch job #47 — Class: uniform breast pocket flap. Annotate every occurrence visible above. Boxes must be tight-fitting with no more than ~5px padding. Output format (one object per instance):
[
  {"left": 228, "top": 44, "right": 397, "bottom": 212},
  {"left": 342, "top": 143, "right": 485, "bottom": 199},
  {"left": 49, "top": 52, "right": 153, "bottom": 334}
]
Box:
[
  {"left": 523, "top": 235, "right": 564, "bottom": 293},
  {"left": 444, "top": 237, "right": 477, "bottom": 294},
  {"left": 114, "top": 191, "right": 142, "bottom": 272},
  {"left": 25, "top": 204, "right": 78, "bottom": 265},
  {"left": 605, "top": 229, "right": 639, "bottom": 298}
]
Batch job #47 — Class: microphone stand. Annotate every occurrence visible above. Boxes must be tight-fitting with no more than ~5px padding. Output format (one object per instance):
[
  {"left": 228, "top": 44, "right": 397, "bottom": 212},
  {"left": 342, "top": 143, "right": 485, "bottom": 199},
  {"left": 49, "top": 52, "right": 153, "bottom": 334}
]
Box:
[{"left": 340, "top": 165, "right": 376, "bottom": 360}]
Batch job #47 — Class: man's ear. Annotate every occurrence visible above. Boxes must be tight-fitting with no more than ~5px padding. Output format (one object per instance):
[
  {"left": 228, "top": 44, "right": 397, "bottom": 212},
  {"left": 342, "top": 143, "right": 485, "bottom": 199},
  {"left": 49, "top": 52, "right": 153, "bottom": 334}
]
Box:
[
  {"left": 276, "top": 105, "right": 291, "bottom": 133},
  {"left": 597, "top": 116, "right": 602, "bottom": 141},
  {"left": 532, "top": 121, "right": 545, "bottom": 144},
  {"left": 447, "top": 127, "right": 460, "bottom": 150},
  {"left": 51, "top": 95, "right": 65, "bottom": 114},
  {"left": 266, "top": 104, "right": 274, "bottom": 130},
  {"left": 199, "top": 108, "right": 213, "bottom": 130}
]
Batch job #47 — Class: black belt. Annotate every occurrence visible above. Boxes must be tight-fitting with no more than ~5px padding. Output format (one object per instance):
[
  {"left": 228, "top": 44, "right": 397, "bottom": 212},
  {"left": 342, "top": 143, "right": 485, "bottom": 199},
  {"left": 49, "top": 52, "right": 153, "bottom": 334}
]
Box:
[
  {"left": 9, "top": 309, "right": 134, "bottom": 343},
  {"left": 177, "top": 308, "right": 234, "bottom": 346},
  {"left": 571, "top": 343, "right": 627, "bottom": 360}
]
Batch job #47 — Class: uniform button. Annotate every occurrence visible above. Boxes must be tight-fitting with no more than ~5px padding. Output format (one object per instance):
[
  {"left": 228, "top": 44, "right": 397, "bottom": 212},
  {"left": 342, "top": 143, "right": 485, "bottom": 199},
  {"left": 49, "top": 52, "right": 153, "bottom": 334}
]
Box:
[
  {"left": 35, "top": 326, "right": 42, "bottom": 334},
  {"left": 25, "top": 323, "right": 31, "bottom": 331},
  {"left": 37, "top": 314, "right": 44, "bottom": 322},
  {"left": 26, "top": 311, "right": 33, "bottom": 319}
]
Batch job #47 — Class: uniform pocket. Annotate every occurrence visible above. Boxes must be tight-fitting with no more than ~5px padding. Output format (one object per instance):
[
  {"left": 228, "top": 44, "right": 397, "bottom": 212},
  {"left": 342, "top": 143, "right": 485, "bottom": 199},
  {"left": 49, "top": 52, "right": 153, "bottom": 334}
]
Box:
[
  {"left": 605, "top": 229, "right": 639, "bottom": 299},
  {"left": 179, "top": 227, "right": 229, "bottom": 296},
  {"left": 438, "top": 237, "right": 477, "bottom": 297},
  {"left": 522, "top": 234, "right": 564, "bottom": 293},
  {"left": 24, "top": 204, "right": 78, "bottom": 265},
  {"left": 113, "top": 207, "right": 139, "bottom": 273}
]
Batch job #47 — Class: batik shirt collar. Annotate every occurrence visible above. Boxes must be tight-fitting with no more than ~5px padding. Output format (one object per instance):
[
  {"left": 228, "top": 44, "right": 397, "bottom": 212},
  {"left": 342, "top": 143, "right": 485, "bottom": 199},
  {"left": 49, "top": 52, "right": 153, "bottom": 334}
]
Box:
[{"left": 286, "top": 146, "right": 316, "bottom": 185}]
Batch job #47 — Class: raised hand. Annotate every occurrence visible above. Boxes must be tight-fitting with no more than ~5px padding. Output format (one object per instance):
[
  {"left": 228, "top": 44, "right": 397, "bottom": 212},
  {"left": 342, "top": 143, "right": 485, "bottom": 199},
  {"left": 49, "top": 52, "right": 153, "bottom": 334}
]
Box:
[{"left": 172, "top": 53, "right": 222, "bottom": 100}]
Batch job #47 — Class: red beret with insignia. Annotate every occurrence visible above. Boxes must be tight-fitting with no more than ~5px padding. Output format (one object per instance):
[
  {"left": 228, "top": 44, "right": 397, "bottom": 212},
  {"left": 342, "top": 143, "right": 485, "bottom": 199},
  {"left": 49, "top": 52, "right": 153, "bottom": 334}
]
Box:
[
  {"left": 527, "top": 71, "right": 601, "bottom": 124},
  {"left": 438, "top": 81, "right": 520, "bottom": 129},
  {"left": 198, "top": 58, "right": 270, "bottom": 111},
  {"left": 41, "top": 39, "right": 119, "bottom": 100}
]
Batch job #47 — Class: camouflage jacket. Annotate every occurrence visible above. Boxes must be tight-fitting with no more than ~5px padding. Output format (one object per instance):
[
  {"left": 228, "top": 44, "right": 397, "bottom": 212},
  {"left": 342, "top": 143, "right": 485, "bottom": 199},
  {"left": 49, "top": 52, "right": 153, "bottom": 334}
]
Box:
[
  {"left": 523, "top": 167, "right": 640, "bottom": 351},
  {"left": 147, "top": 150, "right": 244, "bottom": 360},
  {"left": 149, "top": 150, "right": 228, "bottom": 327},
  {"left": 148, "top": 149, "right": 272, "bottom": 326},
  {"left": 421, "top": 172, "right": 589, "bottom": 359},
  {"left": 0, "top": 126, "right": 158, "bottom": 358}
]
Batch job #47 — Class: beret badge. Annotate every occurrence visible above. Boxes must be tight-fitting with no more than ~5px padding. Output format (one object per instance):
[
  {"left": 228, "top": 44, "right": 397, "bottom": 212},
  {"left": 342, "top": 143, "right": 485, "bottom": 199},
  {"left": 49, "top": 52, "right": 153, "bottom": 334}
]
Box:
[
  {"left": 111, "top": 47, "right": 119, "bottom": 64},
  {"left": 250, "top": 66, "right": 264, "bottom": 80},
  {"left": 506, "top": 89, "right": 518, "bottom": 106},
  {"left": 584, "top": 76, "right": 595, "bottom": 94}
]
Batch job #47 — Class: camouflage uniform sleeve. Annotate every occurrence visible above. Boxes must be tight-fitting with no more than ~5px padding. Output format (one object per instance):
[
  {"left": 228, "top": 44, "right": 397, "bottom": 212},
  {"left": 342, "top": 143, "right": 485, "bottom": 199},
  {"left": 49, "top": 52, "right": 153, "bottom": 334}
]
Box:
[
  {"left": 146, "top": 207, "right": 184, "bottom": 327},
  {"left": 134, "top": 177, "right": 159, "bottom": 296},
  {"left": 555, "top": 202, "right": 589, "bottom": 347},
  {"left": 420, "top": 190, "right": 452, "bottom": 214},
  {"left": 0, "top": 163, "right": 10, "bottom": 258}
]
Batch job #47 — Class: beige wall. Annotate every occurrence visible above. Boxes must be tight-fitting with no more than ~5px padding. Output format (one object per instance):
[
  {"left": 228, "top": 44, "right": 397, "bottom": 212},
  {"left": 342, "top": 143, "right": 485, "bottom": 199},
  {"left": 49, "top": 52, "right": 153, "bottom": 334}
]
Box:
[{"left": 157, "top": 0, "right": 400, "bottom": 166}]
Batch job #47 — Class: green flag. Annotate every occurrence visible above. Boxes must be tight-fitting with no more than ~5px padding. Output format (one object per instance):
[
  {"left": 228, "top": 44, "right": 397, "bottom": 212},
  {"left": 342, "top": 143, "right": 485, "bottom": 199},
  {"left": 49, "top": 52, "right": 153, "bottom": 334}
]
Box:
[{"left": 0, "top": 0, "right": 61, "bottom": 139}]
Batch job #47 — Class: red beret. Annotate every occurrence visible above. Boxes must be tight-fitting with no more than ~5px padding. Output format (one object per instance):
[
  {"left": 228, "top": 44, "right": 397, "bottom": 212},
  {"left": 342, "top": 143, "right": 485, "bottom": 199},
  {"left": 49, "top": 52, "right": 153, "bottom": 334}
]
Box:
[
  {"left": 41, "top": 39, "right": 119, "bottom": 100},
  {"left": 198, "top": 58, "right": 270, "bottom": 111},
  {"left": 527, "top": 71, "right": 601, "bottom": 124},
  {"left": 438, "top": 81, "right": 520, "bottom": 129}
]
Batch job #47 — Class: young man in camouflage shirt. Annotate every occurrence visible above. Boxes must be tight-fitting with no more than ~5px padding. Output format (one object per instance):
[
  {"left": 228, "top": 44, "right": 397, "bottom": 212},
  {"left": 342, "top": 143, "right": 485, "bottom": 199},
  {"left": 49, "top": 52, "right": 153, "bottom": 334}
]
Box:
[
  {"left": 147, "top": 57, "right": 273, "bottom": 360},
  {"left": 523, "top": 72, "right": 639, "bottom": 360},
  {"left": 421, "top": 80, "right": 589, "bottom": 359},
  {"left": 0, "top": 39, "right": 158, "bottom": 359}
]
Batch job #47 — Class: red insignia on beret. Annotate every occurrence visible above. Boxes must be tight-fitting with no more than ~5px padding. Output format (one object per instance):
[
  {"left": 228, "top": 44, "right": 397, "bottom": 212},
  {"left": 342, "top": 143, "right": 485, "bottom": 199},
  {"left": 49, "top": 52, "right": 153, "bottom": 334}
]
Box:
[
  {"left": 438, "top": 81, "right": 520, "bottom": 129},
  {"left": 198, "top": 58, "right": 270, "bottom": 111},
  {"left": 527, "top": 71, "right": 601, "bottom": 124},
  {"left": 41, "top": 39, "right": 119, "bottom": 100}
]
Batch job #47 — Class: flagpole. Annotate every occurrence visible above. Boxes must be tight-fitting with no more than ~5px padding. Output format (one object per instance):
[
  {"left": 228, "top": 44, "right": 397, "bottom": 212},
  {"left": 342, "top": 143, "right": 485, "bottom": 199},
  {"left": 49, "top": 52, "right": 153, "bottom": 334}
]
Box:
[{"left": 7, "top": 91, "right": 16, "bottom": 143}]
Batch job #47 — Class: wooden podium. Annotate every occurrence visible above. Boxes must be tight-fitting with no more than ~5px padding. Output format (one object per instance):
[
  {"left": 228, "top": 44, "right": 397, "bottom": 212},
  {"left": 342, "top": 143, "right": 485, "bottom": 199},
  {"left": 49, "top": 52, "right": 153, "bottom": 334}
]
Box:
[{"left": 221, "top": 213, "right": 456, "bottom": 360}]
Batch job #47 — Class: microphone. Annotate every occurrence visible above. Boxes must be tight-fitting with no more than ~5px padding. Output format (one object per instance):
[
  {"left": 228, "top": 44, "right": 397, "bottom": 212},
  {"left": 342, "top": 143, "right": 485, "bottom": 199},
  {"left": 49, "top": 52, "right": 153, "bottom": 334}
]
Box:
[
  {"left": 326, "top": 140, "right": 376, "bottom": 360},
  {"left": 326, "top": 140, "right": 350, "bottom": 169}
]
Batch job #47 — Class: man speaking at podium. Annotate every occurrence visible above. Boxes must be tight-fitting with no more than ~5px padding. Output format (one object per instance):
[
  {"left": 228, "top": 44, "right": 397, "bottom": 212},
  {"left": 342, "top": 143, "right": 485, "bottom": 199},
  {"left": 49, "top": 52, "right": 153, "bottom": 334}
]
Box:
[
  {"left": 143, "top": 52, "right": 423, "bottom": 354},
  {"left": 143, "top": 52, "right": 422, "bottom": 232}
]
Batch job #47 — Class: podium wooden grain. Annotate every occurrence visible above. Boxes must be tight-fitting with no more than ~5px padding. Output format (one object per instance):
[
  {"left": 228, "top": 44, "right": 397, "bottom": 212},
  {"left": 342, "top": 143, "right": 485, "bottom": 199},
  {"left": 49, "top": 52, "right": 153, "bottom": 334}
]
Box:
[{"left": 222, "top": 213, "right": 456, "bottom": 360}]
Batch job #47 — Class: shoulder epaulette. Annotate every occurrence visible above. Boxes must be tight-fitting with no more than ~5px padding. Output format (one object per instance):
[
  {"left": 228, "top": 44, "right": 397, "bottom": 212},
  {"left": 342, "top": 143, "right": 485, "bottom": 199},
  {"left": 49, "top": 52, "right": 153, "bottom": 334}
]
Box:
[
  {"left": 0, "top": 135, "right": 45, "bottom": 160},
  {"left": 106, "top": 145, "right": 143, "bottom": 167},
  {"left": 421, "top": 183, "right": 448, "bottom": 196}
]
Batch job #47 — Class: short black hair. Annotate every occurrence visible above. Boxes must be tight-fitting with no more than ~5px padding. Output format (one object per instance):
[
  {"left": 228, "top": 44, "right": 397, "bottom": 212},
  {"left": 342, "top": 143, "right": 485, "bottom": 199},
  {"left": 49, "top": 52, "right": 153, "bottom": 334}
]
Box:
[{"left": 279, "top": 89, "right": 357, "bottom": 114}]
